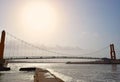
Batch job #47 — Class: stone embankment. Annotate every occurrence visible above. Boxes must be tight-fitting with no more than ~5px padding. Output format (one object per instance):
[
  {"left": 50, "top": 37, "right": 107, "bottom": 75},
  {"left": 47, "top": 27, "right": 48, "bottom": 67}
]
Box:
[{"left": 34, "top": 68, "right": 64, "bottom": 82}]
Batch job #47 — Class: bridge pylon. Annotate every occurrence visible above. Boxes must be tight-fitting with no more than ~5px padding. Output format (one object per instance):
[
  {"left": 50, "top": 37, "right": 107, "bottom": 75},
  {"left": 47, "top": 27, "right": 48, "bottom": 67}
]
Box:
[
  {"left": 0, "top": 30, "right": 9, "bottom": 71},
  {"left": 0, "top": 30, "right": 5, "bottom": 59},
  {"left": 110, "top": 44, "right": 116, "bottom": 60}
]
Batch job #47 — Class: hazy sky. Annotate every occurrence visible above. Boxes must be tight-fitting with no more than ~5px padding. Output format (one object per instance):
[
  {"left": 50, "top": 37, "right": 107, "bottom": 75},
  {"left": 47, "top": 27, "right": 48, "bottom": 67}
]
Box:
[{"left": 0, "top": 0, "right": 120, "bottom": 50}]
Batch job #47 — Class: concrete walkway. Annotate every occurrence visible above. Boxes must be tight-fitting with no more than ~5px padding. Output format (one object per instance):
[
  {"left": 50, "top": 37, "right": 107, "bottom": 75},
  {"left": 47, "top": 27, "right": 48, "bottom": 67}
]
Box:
[{"left": 34, "top": 68, "right": 64, "bottom": 82}]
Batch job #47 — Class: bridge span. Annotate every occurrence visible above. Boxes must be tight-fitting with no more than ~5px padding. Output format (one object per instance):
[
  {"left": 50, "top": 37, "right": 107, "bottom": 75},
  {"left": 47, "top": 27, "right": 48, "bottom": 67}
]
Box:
[{"left": 0, "top": 30, "right": 120, "bottom": 70}]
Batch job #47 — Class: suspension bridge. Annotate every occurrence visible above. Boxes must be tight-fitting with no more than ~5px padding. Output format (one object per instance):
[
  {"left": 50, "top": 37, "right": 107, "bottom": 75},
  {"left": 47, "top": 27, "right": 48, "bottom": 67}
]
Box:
[
  {"left": 4, "top": 30, "right": 112, "bottom": 60},
  {"left": 0, "top": 30, "right": 120, "bottom": 70}
]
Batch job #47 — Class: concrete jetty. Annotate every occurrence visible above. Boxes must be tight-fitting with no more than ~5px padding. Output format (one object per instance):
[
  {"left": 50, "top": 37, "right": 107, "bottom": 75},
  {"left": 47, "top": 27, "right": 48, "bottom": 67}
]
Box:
[{"left": 34, "top": 68, "right": 64, "bottom": 82}]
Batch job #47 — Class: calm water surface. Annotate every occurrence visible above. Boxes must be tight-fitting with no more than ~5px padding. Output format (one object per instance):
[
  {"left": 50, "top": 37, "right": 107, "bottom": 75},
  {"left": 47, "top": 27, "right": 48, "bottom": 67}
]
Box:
[{"left": 0, "top": 59, "right": 120, "bottom": 82}]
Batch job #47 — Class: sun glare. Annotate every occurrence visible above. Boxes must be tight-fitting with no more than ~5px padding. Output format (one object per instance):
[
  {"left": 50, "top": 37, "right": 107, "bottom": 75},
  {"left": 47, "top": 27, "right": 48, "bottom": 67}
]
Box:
[{"left": 20, "top": 1, "right": 58, "bottom": 31}]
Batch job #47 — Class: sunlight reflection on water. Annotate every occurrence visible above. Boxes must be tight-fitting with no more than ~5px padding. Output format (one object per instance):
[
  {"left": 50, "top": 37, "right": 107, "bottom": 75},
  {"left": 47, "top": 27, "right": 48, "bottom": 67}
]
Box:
[{"left": 0, "top": 60, "right": 120, "bottom": 82}]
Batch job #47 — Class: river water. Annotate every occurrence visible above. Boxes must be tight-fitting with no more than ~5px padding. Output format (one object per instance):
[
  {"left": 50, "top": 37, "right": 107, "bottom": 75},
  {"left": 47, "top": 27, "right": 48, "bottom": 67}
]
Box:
[{"left": 0, "top": 59, "right": 120, "bottom": 82}]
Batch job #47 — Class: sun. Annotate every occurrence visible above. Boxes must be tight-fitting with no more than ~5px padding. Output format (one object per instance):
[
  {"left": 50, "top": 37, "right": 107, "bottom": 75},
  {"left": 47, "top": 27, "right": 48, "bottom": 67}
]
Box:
[{"left": 20, "top": 1, "right": 58, "bottom": 31}]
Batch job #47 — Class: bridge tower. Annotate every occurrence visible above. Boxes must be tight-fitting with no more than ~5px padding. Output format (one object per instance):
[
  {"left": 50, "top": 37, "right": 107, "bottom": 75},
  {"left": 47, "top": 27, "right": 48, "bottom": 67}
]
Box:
[
  {"left": 0, "top": 30, "right": 6, "bottom": 68},
  {"left": 0, "top": 30, "right": 5, "bottom": 59},
  {"left": 110, "top": 44, "right": 116, "bottom": 60}
]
